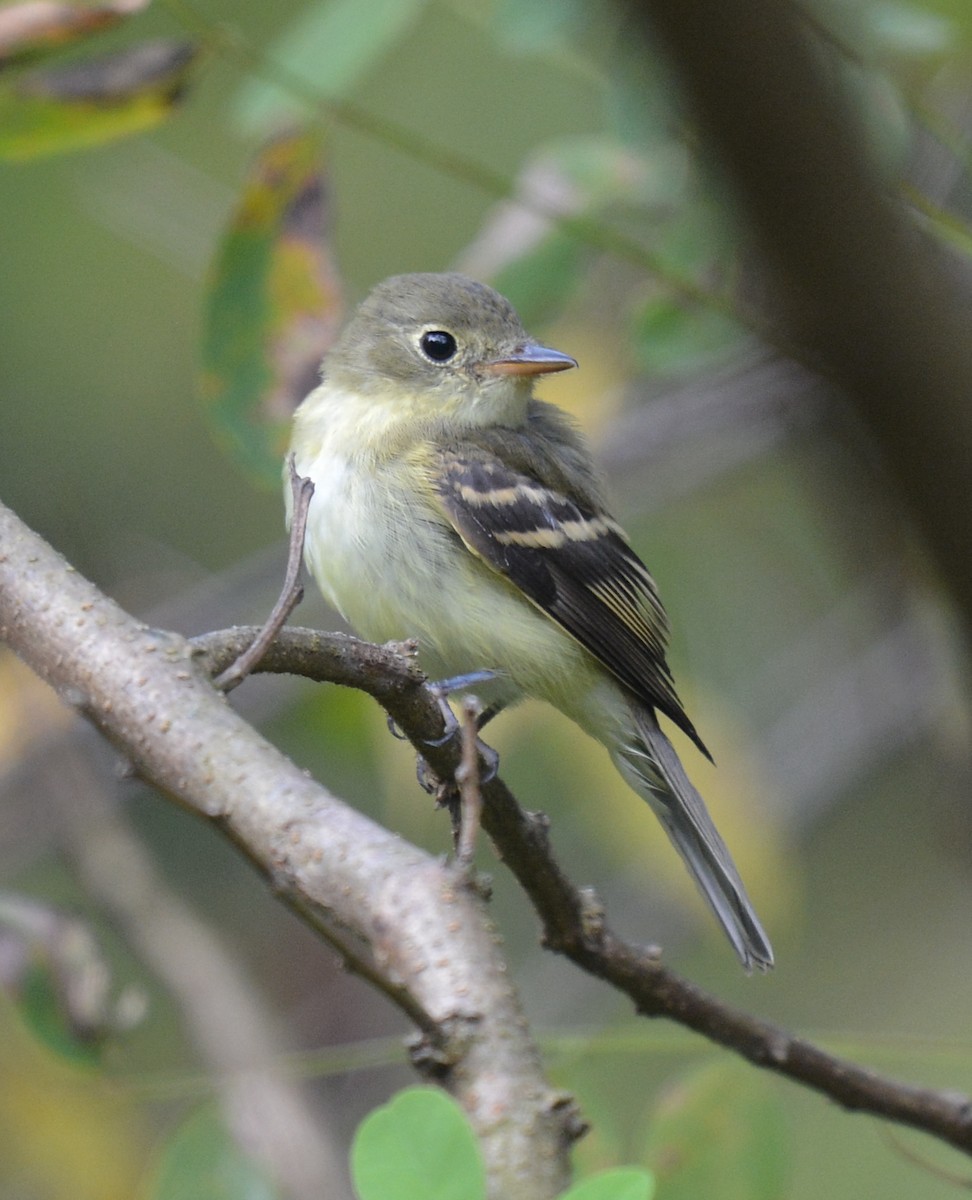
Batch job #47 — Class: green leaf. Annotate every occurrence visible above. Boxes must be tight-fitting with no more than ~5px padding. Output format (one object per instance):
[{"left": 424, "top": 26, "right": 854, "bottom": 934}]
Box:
[
  {"left": 631, "top": 296, "right": 743, "bottom": 379},
  {"left": 643, "top": 1060, "right": 788, "bottom": 1200},
  {"left": 234, "top": 0, "right": 427, "bottom": 134},
  {"left": 0, "top": 0, "right": 151, "bottom": 69},
  {"left": 0, "top": 892, "right": 145, "bottom": 1060},
  {"left": 492, "top": 0, "right": 589, "bottom": 54},
  {"left": 465, "top": 135, "right": 683, "bottom": 326},
  {"left": 906, "top": 185, "right": 972, "bottom": 259},
  {"left": 145, "top": 1105, "right": 279, "bottom": 1200},
  {"left": 491, "top": 230, "right": 585, "bottom": 327},
  {"left": 200, "top": 128, "right": 344, "bottom": 486},
  {"left": 17, "top": 959, "right": 101, "bottom": 1065},
  {"left": 350, "top": 1087, "right": 486, "bottom": 1200},
  {"left": 869, "top": 1, "right": 955, "bottom": 55},
  {"left": 560, "top": 1166, "right": 655, "bottom": 1200},
  {"left": 0, "top": 39, "right": 198, "bottom": 160},
  {"left": 917, "top": 0, "right": 972, "bottom": 45},
  {"left": 601, "top": 32, "right": 682, "bottom": 150}
]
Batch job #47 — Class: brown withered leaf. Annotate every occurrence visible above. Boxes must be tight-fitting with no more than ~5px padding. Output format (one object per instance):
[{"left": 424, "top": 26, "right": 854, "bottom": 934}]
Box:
[
  {"left": 0, "top": 39, "right": 198, "bottom": 159},
  {"left": 0, "top": 0, "right": 150, "bottom": 68},
  {"left": 200, "top": 129, "right": 345, "bottom": 486}
]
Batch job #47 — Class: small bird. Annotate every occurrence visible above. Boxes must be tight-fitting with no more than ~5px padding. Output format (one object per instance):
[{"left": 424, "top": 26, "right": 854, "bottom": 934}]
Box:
[{"left": 287, "top": 272, "right": 773, "bottom": 970}]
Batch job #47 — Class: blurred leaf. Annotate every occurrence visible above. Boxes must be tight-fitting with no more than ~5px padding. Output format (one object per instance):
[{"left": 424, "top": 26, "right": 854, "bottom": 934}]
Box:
[
  {"left": 145, "top": 1105, "right": 279, "bottom": 1200},
  {"left": 0, "top": 0, "right": 150, "bottom": 68},
  {"left": 601, "top": 30, "right": 682, "bottom": 150},
  {"left": 460, "top": 136, "right": 683, "bottom": 325},
  {"left": 200, "top": 129, "right": 344, "bottom": 487},
  {"left": 869, "top": 1, "right": 955, "bottom": 55},
  {"left": 234, "top": 0, "right": 427, "bottom": 134},
  {"left": 0, "top": 648, "right": 72, "bottom": 769},
  {"left": 643, "top": 1060, "right": 788, "bottom": 1200},
  {"left": 18, "top": 959, "right": 104, "bottom": 1063},
  {"left": 648, "top": 193, "right": 735, "bottom": 281},
  {"left": 839, "top": 63, "right": 911, "bottom": 178},
  {"left": 905, "top": 185, "right": 972, "bottom": 258},
  {"left": 918, "top": 0, "right": 972, "bottom": 44},
  {"left": 0, "top": 38, "right": 198, "bottom": 159},
  {"left": 0, "top": 892, "right": 146, "bottom": 1060},
  {"left": 560, "top": 1166, "right": 655, "bottom": 1200},
  {"left": 491, "top": 229, "right": 586, "bottom": 326},
  {"left": 0, "top": 994, "right": 148, "bottom": 1200},
  {"left": 350, "top": 1087, "right": 486, "bottom": 1200},
  {"left": 631, "top": 296, "right": 742, "bottom": 379},
  {"left": 492, "top": 0, "right": 589, "bottom": 54}
]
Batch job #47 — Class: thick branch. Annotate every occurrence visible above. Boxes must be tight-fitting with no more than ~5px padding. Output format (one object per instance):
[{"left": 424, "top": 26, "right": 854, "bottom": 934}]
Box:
[
  {"left": 0, "top": 501, "right": 573, "bottom": 1200},
  {"left": 196, "top": 625, "right": 972, "bottom": 1160},
  {"left": 627, "top": 0, "right": 972, "bottom": 622}
]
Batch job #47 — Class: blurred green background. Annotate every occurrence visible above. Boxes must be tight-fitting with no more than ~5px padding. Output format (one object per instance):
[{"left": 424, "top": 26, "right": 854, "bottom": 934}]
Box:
[{"left": 1, "top": 0, "right": 971, "bottom": 1197}]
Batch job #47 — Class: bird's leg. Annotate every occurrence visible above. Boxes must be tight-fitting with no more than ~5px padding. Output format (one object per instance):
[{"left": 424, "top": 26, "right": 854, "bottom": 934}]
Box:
[
  {"left": 414, "top": 672, "right": 502, "bottom": 797},
  {"left": 388, "top": 673, "right": 500, "bottom": 742},
  {"left": 426, "top": 669, "right": 499, "bottom": 740},
  {"left": 423, "top": 670, "right": 501, "bottom": 768}
]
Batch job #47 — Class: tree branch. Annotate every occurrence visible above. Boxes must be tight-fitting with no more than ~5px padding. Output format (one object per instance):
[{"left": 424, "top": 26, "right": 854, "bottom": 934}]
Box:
[
  {"left": 0, "top": 500, "right": 574, "bottom": 1200},
  {"left": 626, "top": 0, "right": 972, "bottom": 624},
  {"left": 194, "top": 624, "right": 972, "bottom": 1160},
  {"left": 4, "top": 492, "right": 971, "bottom": 1167}
]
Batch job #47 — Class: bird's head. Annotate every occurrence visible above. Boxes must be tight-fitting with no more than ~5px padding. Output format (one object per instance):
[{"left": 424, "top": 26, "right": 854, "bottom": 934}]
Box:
[{"left": 325, "top": 272, "right": 576, "bottom": 423}]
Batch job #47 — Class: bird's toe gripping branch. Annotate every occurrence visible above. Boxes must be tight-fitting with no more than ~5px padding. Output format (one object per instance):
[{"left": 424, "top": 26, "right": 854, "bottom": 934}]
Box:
[{"left": 387, "top": 672, "right": 503, "bottom": 799}]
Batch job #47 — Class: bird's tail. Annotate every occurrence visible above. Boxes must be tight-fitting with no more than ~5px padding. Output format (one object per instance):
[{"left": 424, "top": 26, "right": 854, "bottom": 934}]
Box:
[{"left": 612, "top": 707, "right": 774, "bottom": 971}]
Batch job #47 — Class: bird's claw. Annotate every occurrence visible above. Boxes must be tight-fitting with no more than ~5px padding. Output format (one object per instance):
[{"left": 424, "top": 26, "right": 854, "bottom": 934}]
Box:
[
  {"left": 415, "top": 735, "right": 499, "bottom": 794},
  {"left": 408, "top": 673, "right": 502, "bottom": 794},
  {"left": 423, "top": 669, "right": 501, "bottom": 748},
  {"left": 476, "top": 740, "right": 500, "bottom": 784},
  {"left": 423, "top": 695, "right": 460, "bottom": 747},
  {"left": 386, "top": 713, "right": 408, "bottom": 741},
  {"left": 416, "top": 753, "right": 449, "bottom": 797}
]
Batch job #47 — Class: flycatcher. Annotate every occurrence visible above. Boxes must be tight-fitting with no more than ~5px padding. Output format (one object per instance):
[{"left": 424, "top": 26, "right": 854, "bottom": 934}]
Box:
[{"left": 287, "top": 272, "right": 773, "bottom": 970}]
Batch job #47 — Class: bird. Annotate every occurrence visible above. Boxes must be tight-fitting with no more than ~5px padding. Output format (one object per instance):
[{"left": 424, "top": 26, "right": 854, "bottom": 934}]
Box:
[{"left": 286, "top": 271, "right": 773, "bottom": 970}]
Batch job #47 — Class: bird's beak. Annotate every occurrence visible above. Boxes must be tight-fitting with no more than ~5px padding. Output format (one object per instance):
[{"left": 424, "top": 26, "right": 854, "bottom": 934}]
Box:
[{"left": 481, "top": 342, "right": 578, "bottom": 377}]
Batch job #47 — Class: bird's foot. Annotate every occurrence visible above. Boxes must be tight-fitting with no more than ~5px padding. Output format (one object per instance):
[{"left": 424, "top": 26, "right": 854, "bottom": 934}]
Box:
[
  {"left": 426, "top": 670, "right": 499, "bottom": 739},
  {"left": 415, "top": 735, "right": 499, "bottom": 794},
  {"left": 428, "top": 669, "right": 500, "bottom": 698},
  {"left": 415, "top": 688, "right": 500, "bottom": 796},
  {"left": 391, "top": 672, "right": 501, "bottom": 795},
  {"left": 389, "top": 670, "right": 502, "bottom": 746}
]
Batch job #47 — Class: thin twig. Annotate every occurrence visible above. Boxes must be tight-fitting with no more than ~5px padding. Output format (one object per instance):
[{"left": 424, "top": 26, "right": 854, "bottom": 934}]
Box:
[
  {"left": 190, "top": 625, "right": 972, "bottom": 1162},
  {"left": 882, "top": 1128, "right": 972, "bottom": 1190},
  {"left": 214, "top": 457, "right": 314, "bottom": 692},
  {"left": 454, "top": 697, "right": 483, "bottom": 868}
]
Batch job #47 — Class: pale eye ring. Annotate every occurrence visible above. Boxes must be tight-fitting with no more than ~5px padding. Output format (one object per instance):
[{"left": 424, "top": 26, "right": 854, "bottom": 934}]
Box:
[{"left": 419, "top": 329, "right": 458, "bottom": 362}]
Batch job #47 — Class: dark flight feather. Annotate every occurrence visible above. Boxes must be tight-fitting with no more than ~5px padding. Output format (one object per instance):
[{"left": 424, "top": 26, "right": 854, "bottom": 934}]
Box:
[{"left": 431, "top": 440, "right": 712, "bottom": 760}]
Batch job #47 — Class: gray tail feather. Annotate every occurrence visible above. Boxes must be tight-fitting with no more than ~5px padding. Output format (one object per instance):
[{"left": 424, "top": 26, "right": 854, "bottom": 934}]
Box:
[{"left": 614, "top": 710, "right": 774, "bottom": 972}]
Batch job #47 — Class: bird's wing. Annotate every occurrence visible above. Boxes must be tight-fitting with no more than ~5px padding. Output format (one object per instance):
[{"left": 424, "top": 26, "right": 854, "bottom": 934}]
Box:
[{"left": 430, "top": 444, "right": 710, "bottom": 758}]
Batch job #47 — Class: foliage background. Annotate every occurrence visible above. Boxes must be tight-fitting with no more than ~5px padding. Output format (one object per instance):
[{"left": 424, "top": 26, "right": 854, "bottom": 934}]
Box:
[{"left": 0, "top": 0, "right": 971, "bottom": 1196}]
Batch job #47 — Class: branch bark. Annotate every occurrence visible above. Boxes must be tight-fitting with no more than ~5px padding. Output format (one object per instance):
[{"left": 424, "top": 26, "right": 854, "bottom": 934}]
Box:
[{"left": 0, "top": 499, "right": 574, "bottom": 1200}]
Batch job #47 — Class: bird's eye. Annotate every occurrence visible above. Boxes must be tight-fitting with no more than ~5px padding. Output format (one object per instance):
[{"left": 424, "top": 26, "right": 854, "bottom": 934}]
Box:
[{"left": 419, "top": 330, "right": 458, "bottom": 362}]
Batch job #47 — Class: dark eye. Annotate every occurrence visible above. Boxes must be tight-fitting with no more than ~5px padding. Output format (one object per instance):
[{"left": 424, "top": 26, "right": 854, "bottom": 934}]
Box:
[{"left": 420, "top": 330, "right": 458, "bottom": 362}]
